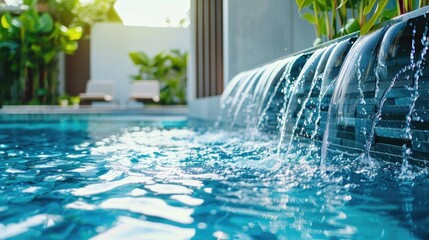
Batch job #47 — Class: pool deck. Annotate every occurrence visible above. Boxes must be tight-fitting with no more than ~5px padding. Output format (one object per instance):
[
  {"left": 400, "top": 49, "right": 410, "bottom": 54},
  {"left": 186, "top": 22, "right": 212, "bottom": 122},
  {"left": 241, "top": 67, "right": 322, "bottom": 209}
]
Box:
[{"left": 0, "top": 105, "right": 188, "bottom": 116}]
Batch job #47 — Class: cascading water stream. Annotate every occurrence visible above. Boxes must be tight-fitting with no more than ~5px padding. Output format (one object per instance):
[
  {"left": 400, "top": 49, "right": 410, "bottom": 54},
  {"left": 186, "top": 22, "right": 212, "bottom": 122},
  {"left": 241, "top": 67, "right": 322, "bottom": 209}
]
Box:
[
  {"left": 250, "top": 58, "right": 292, "bottom": 132},
  {"left": 363, "top": 22, "right": 417, "bottom": 163},
  {"left": 253, "top": 57, "right": 296, "bottom": 136},
  {"left": 218, "top": 11, "right": 429, "bottom": 169},
  {"left": 310, "top": 39, "right": 355, "bottom": 142},
  {"left": 255, "top": 70, "right": 286, "bottom": 131},
  {"left": 321, "top": 27, "right": 388, "bottom": 165},
  {"left": 243, "top": 62, "right": 278, "bottom": 128},
  {"left": 230, "top": 68, "right": 265, "bottom": 127},
  {"left": 272, "top": 55, "right": 307, "bottom": 154},
  {"left": 217, "top": 67, "right": 263, "bottom": 127},
  {"left": 366, "top": 22, "right": 422, "bottom": 162},
  {"left": 284, "top": 45, "right": 336, "bottom": 154},
  {"left": 401, "top": 22, "right": 429, "bottom": 177},
  {"left": 216, "top": 72, "right": 247, "bottom": 127},
  {"left": 276, "top": 51, "right": 326, "bottom": 155}
]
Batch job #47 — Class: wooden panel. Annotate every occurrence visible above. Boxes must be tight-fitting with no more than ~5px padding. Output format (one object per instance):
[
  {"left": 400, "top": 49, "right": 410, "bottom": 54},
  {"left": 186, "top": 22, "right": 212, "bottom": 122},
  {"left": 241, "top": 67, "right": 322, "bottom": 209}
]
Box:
[
  {"left": 195, "top": 0, "right": 224, "bottom": 98},
  {"left": 203, "top": 0, "right": 210, "bottom": 97},
  {"left": 215, "top": 0, "right": 224, "bottom": 94},
  {"left": 66, "top": 39, "right": 90, "bottom": 96},
  {"left": 196, "top": 0, "right": 203, "bottom": 98},
  {"left": 209, "top": 0, "right": 217, "bottom": 95}
]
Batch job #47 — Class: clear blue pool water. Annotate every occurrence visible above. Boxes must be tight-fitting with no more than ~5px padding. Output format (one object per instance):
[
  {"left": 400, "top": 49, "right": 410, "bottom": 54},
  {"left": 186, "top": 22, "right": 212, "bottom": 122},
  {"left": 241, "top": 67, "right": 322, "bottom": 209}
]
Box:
[{"left": 0, "top": 115, "right": 428, "bottom": 239}]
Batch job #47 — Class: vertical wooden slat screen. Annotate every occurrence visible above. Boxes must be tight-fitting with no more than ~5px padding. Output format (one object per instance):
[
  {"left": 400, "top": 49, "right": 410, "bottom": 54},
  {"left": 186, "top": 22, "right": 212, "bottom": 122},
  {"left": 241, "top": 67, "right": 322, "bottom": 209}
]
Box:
[
  {"left": 196, "top": 0, "right": 204, "bottom": 97},
  {"left": 195, "top": 0, "right": 224, "bottom": 98},
  {"left": 203, "top": 0, "right": 210, "bottom": 97},
  {"left": 215, "top": 0, "right": 224, "bottom": 94}
]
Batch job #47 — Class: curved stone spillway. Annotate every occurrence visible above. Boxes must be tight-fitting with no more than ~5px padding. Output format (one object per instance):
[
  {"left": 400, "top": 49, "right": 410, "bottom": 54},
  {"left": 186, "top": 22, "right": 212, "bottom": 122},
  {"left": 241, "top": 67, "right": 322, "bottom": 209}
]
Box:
[{"left": 219, "top": 10, "right": 429, "bottom": 167}]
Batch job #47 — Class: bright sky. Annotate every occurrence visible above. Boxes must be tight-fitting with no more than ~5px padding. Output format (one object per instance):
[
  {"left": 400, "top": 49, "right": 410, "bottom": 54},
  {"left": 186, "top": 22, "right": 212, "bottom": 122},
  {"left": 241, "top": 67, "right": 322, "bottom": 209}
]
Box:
[
  {"left": 114, "top": 0, "right": 190, "bottom": 28},
  {"left": 4, "top": 0, "right": 22, "bottom": 6},
  {"left": 4, "top": 0, "right": 97, "bottom": 7}
]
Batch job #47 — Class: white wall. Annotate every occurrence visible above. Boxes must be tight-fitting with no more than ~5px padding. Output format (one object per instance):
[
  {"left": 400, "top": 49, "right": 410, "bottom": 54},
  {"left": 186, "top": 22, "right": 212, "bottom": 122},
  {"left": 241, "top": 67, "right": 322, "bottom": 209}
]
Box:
[
  {"left": 91, "top": 23, "right": 190, "bottom": 106},
  {"left": 224, "top": 0, "right": 314, "bottom": 85}
]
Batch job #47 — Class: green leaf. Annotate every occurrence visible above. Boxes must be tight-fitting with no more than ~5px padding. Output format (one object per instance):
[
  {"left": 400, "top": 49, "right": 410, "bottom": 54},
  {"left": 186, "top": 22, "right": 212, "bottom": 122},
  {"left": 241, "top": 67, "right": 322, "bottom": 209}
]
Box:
[
  {"left": 1, "top": 14, "right": 12, "bottom": 29},
  {"left": 337, "top": 0, "right": 348, "bottom": 8},
  {"left": 11, "top": 18, "right": 22, "bottom": 29},
  {"left": 64, "top": 41, "right": 78, "bottom": 53},
  {"left": 36, "top": 88, "right": 47, "bottom": 96},
  {"left": 363, "top": 0, "right": 377, "bottom": 15},
  {"left": 43, "top": 49, "right": 57, "bottom": 63},
  {"left": 301, "top": 13, "right": 317, "bottom": 24},
  {"left": 60, "top": 25, "right": 83, "bottom": 40},
  {"left": 30, "top": 44, "right": 42, "bottom": 54},
  {"left": 20, "top": 10, "right": 39, "bottom": 32},
  {"left": 67, "top": 26, "right": 82, "bottom": 40},
  {"left": 319, "top": 15, "right": 327, "bottom": 35},
  {"left": 39, "top": 13, "right": 54, "bottom": 33},
  {"left": 361, "top": 0, "right": 389, "bottom": 34},
  {"left": 345, "top": 18, "right": 360, "bottom": 34},
  {"left": 0, "top": 41, "right": 18, "bottom": 51},
  {"left": 23, "top": 0, "right": 37, "bottom": 6},
  {"left": 25, "top": 60, "right": 35, "bottom": 68},
  {"left": 316, "top": 0, "right": 328, "bottom": 8},
  {"left": 129, "top": 51, "right": 151, "bottom": 66},
  {"left": 130, "top": 74, "right": 143, "bottom": 80},
  {"left": 380, "top": 9, "right": 397, "bottom": 22},
  {"left": 296, "top": 0, "right": 314, "bottom": 11},
  {"left": 316, "top": 0, "right": 332, "bottom": 11}
]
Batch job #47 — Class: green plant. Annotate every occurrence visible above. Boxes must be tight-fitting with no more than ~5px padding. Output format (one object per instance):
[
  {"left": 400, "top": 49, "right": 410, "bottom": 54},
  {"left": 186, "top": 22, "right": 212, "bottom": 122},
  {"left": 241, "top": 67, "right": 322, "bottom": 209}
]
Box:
[
  {"left": 0, "top": 0, "right": 82, "bottom": 105},
  {"left": 48, "top": 0, "right": 119, "bottom": 38},
  {"left": 59, "top": 93, "right": 69, "bottom": 100},
  {"left": 129, "top": 49, "right": 188, "bottom": 105},
  {"left": 396, "top": 0, "right": 429, "bottom": 14},
  {"left": 296, "top": 0, "right": 429, "bottom": 44},
  {"left": 58, "top": 93, "right": 69, "bottom": 105},
  {"left": 69, "top": 95, "right": 80, "bottom": 105}
]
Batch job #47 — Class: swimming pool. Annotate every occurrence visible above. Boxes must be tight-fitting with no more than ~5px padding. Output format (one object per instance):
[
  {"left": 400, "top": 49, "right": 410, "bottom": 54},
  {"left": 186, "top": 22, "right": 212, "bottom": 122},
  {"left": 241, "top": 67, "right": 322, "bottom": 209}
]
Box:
[{"left": 0, "top": 114, "right": 428, "bottom": 239}]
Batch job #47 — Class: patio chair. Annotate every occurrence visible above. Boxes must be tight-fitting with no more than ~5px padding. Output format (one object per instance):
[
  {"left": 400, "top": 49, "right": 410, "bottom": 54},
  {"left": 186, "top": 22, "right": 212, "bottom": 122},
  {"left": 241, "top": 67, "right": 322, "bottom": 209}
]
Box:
[
  {"left": 128, "top": 80, "right": 160, "bottom": 106},
  {"left": 79, "top": 80, "right": 118, "bottom": 105}
]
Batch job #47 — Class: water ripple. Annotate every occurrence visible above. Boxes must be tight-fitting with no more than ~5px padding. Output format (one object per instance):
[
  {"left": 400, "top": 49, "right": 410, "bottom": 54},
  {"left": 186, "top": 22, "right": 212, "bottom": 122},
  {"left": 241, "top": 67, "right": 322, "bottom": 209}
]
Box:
[
  {"left": 0, "top": 118, "right": 428, "bottom": 239},
  {"left": 99, "top": 197, "right": 194, "bottom": 224},
  {"left": 91, "top": 216, "right": 195, "bottom": 240}
]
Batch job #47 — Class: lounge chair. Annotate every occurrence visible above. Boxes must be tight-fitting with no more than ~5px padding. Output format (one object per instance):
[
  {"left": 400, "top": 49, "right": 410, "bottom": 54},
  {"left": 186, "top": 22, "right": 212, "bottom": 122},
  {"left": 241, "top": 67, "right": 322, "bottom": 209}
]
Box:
[
  {"left": 79, "top": 80, "right": 118, "bottom": 104},
  {"left": 128, "top": 80, "right": 160, "bottom": 105}
]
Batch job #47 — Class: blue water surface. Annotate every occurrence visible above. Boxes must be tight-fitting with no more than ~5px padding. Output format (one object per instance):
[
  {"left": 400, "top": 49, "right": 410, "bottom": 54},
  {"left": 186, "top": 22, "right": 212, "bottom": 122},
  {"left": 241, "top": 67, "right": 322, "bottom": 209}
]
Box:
[{"left": 0, "top": 115, "right": 428, "bottom": 239}]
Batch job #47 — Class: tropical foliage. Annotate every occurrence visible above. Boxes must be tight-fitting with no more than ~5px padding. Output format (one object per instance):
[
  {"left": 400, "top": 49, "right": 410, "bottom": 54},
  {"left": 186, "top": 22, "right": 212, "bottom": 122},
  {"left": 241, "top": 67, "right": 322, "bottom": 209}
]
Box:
[
  {"left": 296, "top": 0, "right": 429, "bottom": 45},
  {"left": 0, "top": 0, "right": 117, "bottom": 107},
  {"left": 48, "top": 0, "right": 119, "bottom": 37},
  {"left": 129, "top": 49, "right": 188, "bottom": 105},
  {"left": 0, "top": 0, "right": 82, "bottom": 106}
]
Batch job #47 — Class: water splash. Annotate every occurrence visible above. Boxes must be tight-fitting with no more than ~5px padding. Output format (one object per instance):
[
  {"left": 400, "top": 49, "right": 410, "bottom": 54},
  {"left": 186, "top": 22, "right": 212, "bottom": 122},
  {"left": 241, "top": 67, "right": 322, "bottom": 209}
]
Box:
[
  {"left": 311, "top": 39, "right": 354, "bottom": 143},
  {"left": 216, "top": 72, "right": 246, "bottom": 127},
  {"left": 401, "top": 22, "right": 429, "bottom": 178},
  {"left": 230, "top": 68, "right": 265, "bottom": 127},
  {"left": 321, "top": 27, "right": 388, "bottom": 165},
  {"left": 218, "top": 12, "right": 429, "bottom": 172},
  {"left": 252, "top": 57, "right": 295, "bottom": 135},
  {"left": 284, "top": 47, "right": 333, "bottom": 154},
  {"left": 249, "top": 58, "right": 292, "bottom": 131},
  {"left": 365, "top": 23, "right": 414, "bottom": 159},
  {"left": 364, "top": 22, "right": 413, "bottom": 161},
  {"left": 276, "top": 54, "right": 311, "bottom": 155}
]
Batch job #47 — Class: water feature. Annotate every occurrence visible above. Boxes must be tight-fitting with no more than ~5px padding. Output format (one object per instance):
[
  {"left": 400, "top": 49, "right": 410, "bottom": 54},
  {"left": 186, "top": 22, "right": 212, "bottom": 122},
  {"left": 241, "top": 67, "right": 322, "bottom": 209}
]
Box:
[
  {"left": 215, "top": 11, "right": 429, "bottom": 238},
  {"left": 219, "top": 11, "right": 429, "bottom": 168},
  {"left": 1, "top": 8, "right": 429, "bottom": 240}
]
